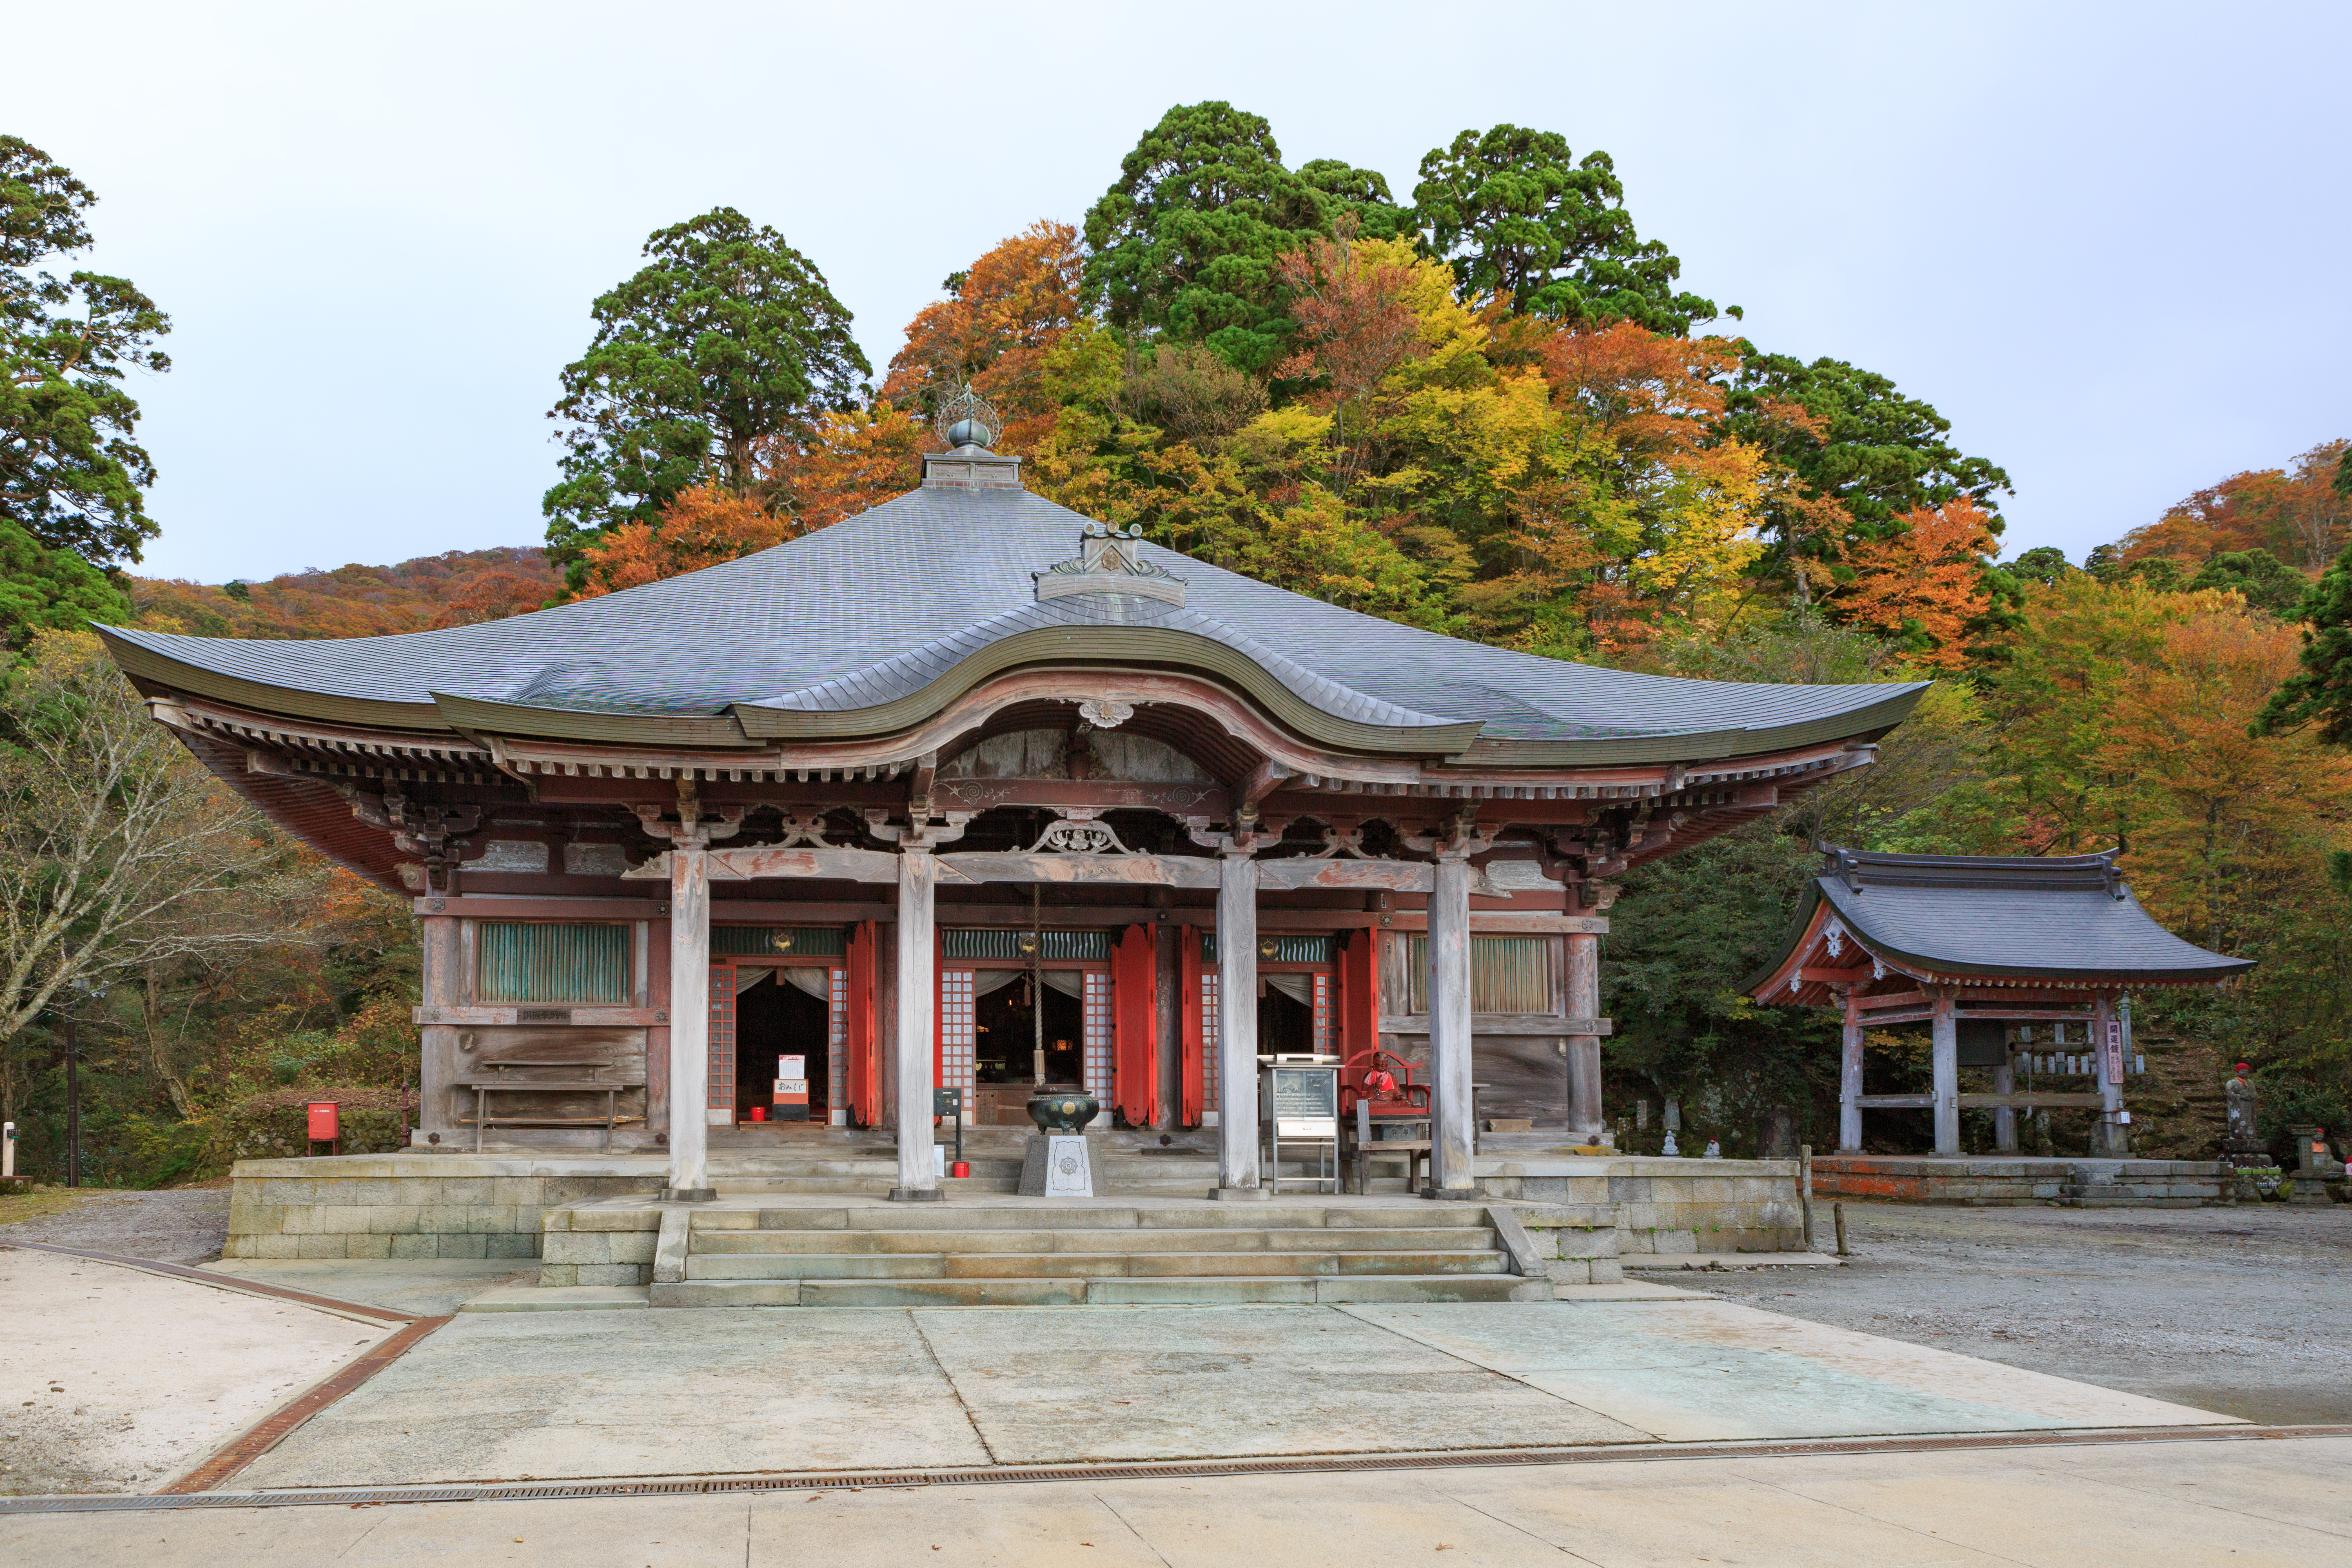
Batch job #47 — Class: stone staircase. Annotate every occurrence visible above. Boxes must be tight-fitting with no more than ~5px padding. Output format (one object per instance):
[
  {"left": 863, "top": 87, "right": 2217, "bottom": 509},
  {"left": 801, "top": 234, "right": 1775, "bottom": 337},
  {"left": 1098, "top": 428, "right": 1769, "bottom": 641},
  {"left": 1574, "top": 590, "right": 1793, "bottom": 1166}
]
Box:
[
  {"left": 692, "top": 1152, "right": 1365, "bottom": 1199},
  {"left": 602, "top": 1201, "right": 1544, "bottom": 1307}
]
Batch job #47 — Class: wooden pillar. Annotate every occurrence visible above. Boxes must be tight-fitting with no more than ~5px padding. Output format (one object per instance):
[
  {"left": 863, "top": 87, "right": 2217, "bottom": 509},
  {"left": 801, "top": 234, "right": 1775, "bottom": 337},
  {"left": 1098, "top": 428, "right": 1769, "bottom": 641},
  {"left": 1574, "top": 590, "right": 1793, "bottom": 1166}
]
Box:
[
  {"left": 416, "top": 913, "right": 461, "bottom": 1138},
  {"left": 892, "top": 848, "right": 940, "bottom": 1200},
  {"left": 1154, "top": 918, "right": 1182, "bottom": 1129},
  {"left": 664, "top": 847, "right": 715, "bottom": 1200},
  {"left": 1838, "top": 989, "right": 1864, "bottom": 1153},
  {"left": 1930, "top": 989, "right": 1959, "bottom": 1156},
  {"left": 1113, "top": 924, "right": 1157, "bottom": 1129},
  {"left": 1216, "top": 853, "right": 1261, "bottom": 1192},
  {"left": 2094, "top": 993, "right": 2127, "bottom": 1156},
  {"left": 1991, "top": 1058, "right": 2018, "bottom": 1152},
  {"left": 1427, "top": 855, "right": 1477, "bottom": 1196},
  {"left": 1564, "top": 931, "right": 1602, "bottom": 1138}
]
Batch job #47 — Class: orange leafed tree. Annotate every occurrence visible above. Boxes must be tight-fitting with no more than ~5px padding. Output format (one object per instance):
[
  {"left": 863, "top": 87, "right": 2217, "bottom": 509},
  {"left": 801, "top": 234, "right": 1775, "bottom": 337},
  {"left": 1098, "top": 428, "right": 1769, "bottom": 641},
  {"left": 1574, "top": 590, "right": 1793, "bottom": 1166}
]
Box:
[
  {"left": 765, "top": 402, "right": 929, "bottom": 533},
  {"left": 427, "top": 569, "right": 550, "bottom": 627},
  {"left": 1833, "top": 498, "right": 2000, "bottom": 668},
  {"left": 2100, "top": 605, "right": 2352, "bottom": 951},
  {"left": 571, "top": 486, "right": 787, "bottom": 600},
  {"left": 883, "top": 220, "right": 1085, "bottom": 448},
  {"left": 2114, "top": 438, "right": 2350, "bottom": 572}
]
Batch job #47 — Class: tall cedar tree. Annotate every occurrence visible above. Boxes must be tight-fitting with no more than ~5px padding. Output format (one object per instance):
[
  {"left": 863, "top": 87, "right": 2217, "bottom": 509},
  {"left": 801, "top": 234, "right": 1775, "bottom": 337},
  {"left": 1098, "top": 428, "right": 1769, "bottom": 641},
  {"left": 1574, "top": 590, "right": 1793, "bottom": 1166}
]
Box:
[
  {"left": 1082, "top": 102, "right": 1399, "bottom": 374},
  {"left": 1, "top": 136, "right": 170, "bottom": 568},
  {"left": 1412, "top": 125, "right": 1719, "bottom": 332},
  {"left": 1723, "top": 350, "right": 2010, "bottom": 600},
  {"left": 542, "top": 208, "right": 868, "bottom": 588}
]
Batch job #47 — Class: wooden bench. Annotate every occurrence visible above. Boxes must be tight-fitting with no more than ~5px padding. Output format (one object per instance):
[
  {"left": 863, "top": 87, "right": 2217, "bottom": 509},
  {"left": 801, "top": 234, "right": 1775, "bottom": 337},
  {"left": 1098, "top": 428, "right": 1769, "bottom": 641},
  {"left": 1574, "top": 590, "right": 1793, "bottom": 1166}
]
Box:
[{"left": 455, "top": 1060, "right": 641, "bottom": 1152}]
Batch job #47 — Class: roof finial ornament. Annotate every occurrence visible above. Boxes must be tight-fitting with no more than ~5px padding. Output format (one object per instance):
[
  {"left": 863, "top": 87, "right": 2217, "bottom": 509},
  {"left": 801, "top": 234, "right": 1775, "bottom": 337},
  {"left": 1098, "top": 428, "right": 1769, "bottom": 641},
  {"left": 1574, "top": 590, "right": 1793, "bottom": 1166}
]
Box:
[{"left": 933, "top": 385, "right": 1002, "bottom": 452}]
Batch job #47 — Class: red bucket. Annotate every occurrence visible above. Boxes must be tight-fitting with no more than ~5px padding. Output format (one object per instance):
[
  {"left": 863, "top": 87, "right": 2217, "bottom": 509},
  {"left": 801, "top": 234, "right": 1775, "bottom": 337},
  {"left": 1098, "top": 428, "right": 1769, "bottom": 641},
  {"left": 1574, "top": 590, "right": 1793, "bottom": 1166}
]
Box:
[
  {"left": 950, "top": 1160, "right": 969, "bottom": 1178},
  {"left": 747, "top": 1107, "right": 767, "bottom": 1123}
]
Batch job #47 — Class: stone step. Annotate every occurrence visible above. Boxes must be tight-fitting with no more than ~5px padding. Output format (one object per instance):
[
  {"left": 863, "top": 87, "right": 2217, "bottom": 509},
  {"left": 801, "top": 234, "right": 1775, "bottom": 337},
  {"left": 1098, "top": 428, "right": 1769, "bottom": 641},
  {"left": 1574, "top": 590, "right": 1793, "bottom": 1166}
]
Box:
[
  {"left": 689, "top": 1225, "right": 1497, "bottom": 1256},
  {"left": 682, "top": 1248, "right": 1508, "bottom": 1281},
  {"left": 708, "top": 1175, "right": 1021, "bottom": 1195},
  {"left": 693, "top": 1205, "right": 1496, "bottom": 1233},
  {"left": 647, "top": 1274, "right": 1545, "bottom": 1307}
]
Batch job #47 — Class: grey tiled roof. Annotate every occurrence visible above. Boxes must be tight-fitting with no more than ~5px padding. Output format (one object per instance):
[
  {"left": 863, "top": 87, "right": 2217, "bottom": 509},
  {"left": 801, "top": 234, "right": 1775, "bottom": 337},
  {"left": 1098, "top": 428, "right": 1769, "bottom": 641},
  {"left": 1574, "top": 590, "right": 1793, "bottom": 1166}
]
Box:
[
  {"left": 107, "top": 480, "right": 1927, "bottom": 754},
  {"left": 1804, "top": 849, "right": 2250, "bottom": 982}
]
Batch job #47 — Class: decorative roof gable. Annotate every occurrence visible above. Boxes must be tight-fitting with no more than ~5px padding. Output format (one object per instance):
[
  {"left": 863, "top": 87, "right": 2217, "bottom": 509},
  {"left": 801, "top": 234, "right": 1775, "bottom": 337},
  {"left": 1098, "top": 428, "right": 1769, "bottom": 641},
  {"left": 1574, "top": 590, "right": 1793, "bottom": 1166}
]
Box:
[{"left": 1034, "top": 522, "right": 1187, "bottom": 608}]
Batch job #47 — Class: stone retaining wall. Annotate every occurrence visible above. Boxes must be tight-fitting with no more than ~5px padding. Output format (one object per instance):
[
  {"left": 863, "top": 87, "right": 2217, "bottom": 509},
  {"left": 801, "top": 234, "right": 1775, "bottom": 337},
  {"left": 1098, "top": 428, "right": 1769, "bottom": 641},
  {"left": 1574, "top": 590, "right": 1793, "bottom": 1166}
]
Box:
[
  {"left": 223, "top": 1155, "right": 666, "bottom": 1259},
  {"left": 1811, "top": 1156, "right": 2222, "bottom": 1207},
  {"left": 1476, "top": 1157, "right": 1804, "bottom": 1254}
]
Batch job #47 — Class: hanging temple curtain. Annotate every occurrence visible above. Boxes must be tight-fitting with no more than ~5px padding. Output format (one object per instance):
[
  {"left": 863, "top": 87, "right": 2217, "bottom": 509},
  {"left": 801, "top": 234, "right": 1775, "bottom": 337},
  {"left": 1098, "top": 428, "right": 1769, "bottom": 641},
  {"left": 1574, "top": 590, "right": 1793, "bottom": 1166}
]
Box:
[{"left": 1264, "top": 974, "right": 1313, "bottom": 1007}]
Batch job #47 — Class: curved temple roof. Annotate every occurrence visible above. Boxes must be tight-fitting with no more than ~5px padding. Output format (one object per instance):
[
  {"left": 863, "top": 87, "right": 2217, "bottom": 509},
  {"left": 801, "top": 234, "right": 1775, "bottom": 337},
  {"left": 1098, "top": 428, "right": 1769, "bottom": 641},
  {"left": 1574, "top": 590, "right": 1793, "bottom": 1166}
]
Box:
[
  {"left": 103, "top": 471, "right": 1926, "bottom": 766},
  {"left": 1750, "top": 847, "right": 2254, "bottom": 1001}
]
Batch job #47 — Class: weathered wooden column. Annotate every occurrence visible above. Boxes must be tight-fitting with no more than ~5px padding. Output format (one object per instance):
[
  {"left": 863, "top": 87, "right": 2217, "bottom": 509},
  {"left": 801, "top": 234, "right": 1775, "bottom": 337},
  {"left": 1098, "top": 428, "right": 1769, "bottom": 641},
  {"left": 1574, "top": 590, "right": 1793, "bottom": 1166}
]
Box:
[
  {"left": 1838, "top": 989, "right": 1864, "bottom": 1152},
  {"left": 415, "top": 911, "right": 462, "bottom": 1139},
  {"left": 2093, "top": 993, "right": 2127, "bottom": 1156},
  {"left": 1991, "top": 1056, "right": 2018, "bottom": 1152},
  {"left": 1930, "top": 989, "right": 1959, "bottom": 1156},
  {"left": 663, "top": 847, "right": 715, "bottom": 1200},
  {"left": 1427, "top": 853, "right": 1477, "bottom": 1197},
  {"left": 1564, "top": 930, "right": 1603, "bottom": 1139},
  {"left": 891, "top": 847, "right": 941, "bottom": 1201},
  {"left": 1215, "top": 851, "right": 1262, "bottom": 1195}
]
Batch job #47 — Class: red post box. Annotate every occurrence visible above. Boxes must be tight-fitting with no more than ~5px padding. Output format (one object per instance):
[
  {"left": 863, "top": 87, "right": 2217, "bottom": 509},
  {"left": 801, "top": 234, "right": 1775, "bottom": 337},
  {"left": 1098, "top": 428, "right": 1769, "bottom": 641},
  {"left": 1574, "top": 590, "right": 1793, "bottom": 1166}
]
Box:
[{"left": 307, "top": 1101, "right": 339, "bottom": 1149}]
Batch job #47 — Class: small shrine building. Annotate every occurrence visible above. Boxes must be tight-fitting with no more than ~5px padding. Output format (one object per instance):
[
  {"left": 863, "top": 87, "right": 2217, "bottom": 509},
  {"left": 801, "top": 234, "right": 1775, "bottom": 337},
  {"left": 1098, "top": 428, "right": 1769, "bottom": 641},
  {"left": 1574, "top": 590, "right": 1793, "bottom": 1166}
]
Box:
[
  {"left": 102, "top": 422, "right": 1924, "bottom": 1203},
  {"left": 1748, "top": 846, "right": 2251, "bottom": 1158}
]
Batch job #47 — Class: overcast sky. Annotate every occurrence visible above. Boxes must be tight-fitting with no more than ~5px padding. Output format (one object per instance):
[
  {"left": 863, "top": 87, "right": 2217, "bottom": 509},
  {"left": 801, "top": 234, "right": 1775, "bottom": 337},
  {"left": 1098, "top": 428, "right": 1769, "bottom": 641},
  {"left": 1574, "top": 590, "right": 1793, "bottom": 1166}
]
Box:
[{"left": 11, "top": 1, "right": 2347, "bottom": 583}]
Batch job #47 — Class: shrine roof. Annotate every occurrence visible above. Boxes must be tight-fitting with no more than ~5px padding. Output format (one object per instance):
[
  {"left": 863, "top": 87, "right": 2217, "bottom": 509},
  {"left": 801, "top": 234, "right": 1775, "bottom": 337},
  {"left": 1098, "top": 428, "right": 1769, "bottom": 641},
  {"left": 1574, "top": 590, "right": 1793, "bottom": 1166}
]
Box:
[
  {"left": 1748, "top": 847, "right": 2254, "bottom": 1002},
  {"left": 103, "top": 473, "right": 1926, "bottom": 764}
]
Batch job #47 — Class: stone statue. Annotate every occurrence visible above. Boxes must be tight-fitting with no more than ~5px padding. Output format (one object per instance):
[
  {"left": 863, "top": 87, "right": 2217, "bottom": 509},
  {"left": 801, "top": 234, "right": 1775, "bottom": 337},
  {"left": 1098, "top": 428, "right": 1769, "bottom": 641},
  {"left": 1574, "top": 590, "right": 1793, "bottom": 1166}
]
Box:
[{"left": 2223, "top": 1062, "right": 2262, "bottom": 1155}]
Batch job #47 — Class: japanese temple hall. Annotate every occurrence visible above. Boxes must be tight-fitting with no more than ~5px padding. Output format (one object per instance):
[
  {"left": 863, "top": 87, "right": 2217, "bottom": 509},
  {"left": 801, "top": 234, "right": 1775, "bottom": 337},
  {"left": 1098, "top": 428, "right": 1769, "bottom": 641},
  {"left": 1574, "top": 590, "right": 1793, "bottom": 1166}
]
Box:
[{"left": 101, "top": 421, "right": 1927, "bottom": 1203}]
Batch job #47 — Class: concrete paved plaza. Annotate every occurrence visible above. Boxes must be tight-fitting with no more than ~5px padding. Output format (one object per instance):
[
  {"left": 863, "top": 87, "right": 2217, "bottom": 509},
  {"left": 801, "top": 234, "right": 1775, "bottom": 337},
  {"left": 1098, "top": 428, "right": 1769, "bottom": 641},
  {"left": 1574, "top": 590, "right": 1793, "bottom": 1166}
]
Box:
[
  {"left": 228, "top": 1297, "right": 2228, "bottom": 1488},
  {"left": 9, "top": 1437, "right": 2348, "bottom": 1566}
]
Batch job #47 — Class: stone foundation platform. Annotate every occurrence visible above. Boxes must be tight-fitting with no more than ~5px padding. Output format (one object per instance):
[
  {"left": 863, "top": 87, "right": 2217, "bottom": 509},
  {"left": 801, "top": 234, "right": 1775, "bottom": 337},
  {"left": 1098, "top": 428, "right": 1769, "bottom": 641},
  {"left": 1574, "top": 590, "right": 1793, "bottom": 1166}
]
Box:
[
  {"left": 1811, "top": 1154, "right": 2224, "bottom": 1207},
  {"left": 223, "top": 1146, "right": 1804, "bottom": 1263}
]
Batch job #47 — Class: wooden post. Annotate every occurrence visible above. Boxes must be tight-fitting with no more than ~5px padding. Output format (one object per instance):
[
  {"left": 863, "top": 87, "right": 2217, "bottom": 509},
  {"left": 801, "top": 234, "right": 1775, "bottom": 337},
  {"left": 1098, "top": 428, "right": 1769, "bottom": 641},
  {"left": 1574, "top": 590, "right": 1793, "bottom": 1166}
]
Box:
[
  {"left": 1991, "top": 1057, "right": 2018, "bottom": 1152},
  {"left": 1839, "top": 989, "right": 1864, "bottom": 1152},
  {"left": 1564, "top": 930, "right": 1602, "bottom": 1138},
  {"left": 2094, "top": 993, "right": 2127, "bottom": 1156},
  {"left": 1427, "top": 854, "right": 1477, "bottom": 1196},
  {"left": 1216, "top": 853, "right": 1261, "bottom": 1193},
  {"left": 664, "top": 847, "right": 715, "bottom": 1200},
  {"left": 1931, "top": 989, "right": 1959, "bottom": 1156},
  {"left": 416, "top": 913, "right": 461, "bottom": 1139},
  {"left": 892, "top": 848, "right": 941, "bottom": 1200}
]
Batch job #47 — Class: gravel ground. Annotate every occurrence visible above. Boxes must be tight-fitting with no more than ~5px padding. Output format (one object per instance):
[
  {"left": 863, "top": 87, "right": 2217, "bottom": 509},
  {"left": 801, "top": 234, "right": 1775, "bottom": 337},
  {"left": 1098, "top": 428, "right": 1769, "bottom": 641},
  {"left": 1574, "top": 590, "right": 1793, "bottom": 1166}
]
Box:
[
  {"left": 1700, "top": 1200, "right": 2352, "bottom": 1424},
  {"left": 0, "top": 1188, "right": 229, "bottom": 1264}
]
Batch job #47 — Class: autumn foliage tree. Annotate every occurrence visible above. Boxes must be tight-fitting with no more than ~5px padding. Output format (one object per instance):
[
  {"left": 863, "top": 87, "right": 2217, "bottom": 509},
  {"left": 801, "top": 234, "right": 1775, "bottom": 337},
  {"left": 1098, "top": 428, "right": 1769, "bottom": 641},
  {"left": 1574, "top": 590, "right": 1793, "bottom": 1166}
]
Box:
[{"left": 1830, "top": 498, "right": 2002, "bottom": 668}]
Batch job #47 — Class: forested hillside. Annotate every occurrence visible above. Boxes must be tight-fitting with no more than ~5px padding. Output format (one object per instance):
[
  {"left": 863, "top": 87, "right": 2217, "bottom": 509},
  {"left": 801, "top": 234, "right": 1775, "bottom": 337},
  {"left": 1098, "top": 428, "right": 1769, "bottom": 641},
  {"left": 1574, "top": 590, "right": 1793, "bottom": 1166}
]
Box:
[
  {"left": 5, "top": 108, "right": 2348, "bottom": 1185},
  {"left": 129, "top": 547, "right": 556, "bottom": 639}
]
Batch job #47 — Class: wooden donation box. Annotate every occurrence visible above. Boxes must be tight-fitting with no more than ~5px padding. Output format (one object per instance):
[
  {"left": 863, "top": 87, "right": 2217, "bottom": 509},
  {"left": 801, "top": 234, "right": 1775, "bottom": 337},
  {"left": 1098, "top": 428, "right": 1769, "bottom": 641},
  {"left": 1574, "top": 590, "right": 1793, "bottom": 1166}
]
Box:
[
  {"left": 1261, "top": 1062, "right": 1340, "bottom": 1193},
  {"left": 773, "top": 1055, "right": 809, "bottom": 1123}
]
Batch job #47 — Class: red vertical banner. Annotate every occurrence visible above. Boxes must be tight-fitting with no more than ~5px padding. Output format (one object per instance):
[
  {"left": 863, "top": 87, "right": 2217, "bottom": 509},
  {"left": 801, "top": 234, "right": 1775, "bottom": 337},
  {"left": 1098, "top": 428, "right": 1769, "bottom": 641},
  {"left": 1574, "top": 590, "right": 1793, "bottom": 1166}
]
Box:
[
  {"left": 1339, "top": 927, "right": 1379, "bottom": 1088},
  {"left": 1179, "top": 925, "right": 1203, "bottom": 1126},
  {"left": 846, "top": 921, "right": 877, "bottom": 1127},
  {"left": 1114, "top": 924, "right": 1158, "bottom": 1128},
  {"left": 708, "top": 962, "right": 737, "bottom": 1124}
]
